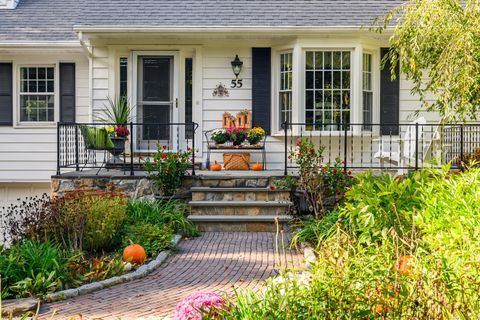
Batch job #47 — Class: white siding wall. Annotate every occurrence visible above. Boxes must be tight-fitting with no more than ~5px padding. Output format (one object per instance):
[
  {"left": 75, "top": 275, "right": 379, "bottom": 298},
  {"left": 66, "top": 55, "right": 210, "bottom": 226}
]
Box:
[{"left": 0, "top": 50, "right": 89, "bottom": 182}]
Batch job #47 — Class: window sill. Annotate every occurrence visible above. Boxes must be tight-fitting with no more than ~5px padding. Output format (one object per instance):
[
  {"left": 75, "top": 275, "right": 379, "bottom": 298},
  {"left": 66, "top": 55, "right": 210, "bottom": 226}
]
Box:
[{"left": 14, "top": 122, "right": 57, "bottom": 129}]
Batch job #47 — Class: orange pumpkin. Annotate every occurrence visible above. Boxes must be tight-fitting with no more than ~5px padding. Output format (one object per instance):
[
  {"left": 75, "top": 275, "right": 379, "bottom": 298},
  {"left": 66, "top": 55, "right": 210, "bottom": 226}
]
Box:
[
  {"left": 123, "top": 244, "right": 147, "bottom": 264},
  {"left": 211, "top": 161, "right": 222, "bottom": 171},
  {"left": 251, "top": 163, "right": 263, "bottom": 171},
  {"left": 394, "top": 255, "right": 414, "bottom": 275}
]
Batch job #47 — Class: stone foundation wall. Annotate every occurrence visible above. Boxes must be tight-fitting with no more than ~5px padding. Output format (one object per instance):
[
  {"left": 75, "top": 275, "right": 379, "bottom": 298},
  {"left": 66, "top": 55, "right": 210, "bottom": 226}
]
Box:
[
  {"left": 51, "top": 176, "right": 195, "bottom": 199},
  {"left": 51, "top": 174, "right": 287, "bottom": 199}
]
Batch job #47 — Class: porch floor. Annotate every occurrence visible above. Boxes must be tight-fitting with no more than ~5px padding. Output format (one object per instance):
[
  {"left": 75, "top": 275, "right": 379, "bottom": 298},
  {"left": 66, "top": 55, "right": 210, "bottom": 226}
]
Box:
[{"left": 55, "top": 169, "right": 289, "bottom": 179}]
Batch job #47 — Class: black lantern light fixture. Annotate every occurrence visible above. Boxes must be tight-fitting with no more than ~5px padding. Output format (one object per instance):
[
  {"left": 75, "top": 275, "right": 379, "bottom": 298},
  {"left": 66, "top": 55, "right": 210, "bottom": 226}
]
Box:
[{"left": 231, "top": 55, "right": 243, "bottom": 79}]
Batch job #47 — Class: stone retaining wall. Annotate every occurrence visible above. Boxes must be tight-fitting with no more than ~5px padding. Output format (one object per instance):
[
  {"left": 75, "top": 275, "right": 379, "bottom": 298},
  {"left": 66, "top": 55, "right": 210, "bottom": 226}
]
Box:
[{"left": 51, "top": 173, "right": 287, "bottom": 199}]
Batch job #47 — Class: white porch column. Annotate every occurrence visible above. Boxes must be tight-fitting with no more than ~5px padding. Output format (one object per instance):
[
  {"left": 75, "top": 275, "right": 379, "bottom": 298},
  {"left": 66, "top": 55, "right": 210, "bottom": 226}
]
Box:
[
  {"left": 291, "top": 43, "right": 302, "bottom": 134},
  {"left": 352, "top": 44, "right": 363, "bottom": 134}
]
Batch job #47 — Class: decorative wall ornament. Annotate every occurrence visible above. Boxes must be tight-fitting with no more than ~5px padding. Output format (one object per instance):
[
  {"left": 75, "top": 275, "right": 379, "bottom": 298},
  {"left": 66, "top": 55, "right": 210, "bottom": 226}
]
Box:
[
  {"left": 222, "top": 110, "right": 251, "bottom": 129},
  {"left": 212, "top": 83, "right": 230, "bottom": 97}
]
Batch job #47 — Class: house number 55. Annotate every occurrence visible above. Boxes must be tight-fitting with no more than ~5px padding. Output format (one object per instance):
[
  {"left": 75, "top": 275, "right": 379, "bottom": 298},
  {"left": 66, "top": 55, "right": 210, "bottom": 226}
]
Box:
[{"left": 231, "top": 79, "right": 243, "bottom": 88}]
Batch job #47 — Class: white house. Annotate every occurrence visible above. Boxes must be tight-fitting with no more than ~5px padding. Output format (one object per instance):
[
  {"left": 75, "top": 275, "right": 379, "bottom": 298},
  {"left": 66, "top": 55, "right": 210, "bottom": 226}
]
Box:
[{"left": 0, "top": 0, "right": 454, "bottom": 204}]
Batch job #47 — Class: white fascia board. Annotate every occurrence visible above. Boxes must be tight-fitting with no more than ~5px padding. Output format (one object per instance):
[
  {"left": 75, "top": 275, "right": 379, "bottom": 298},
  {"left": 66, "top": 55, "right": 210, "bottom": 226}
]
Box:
[
  {"left": 0, "top": 41, "right": 81, "bottom": 48},
  {"left": 73, "top": 25, "right": 396, "bottom": 34}
]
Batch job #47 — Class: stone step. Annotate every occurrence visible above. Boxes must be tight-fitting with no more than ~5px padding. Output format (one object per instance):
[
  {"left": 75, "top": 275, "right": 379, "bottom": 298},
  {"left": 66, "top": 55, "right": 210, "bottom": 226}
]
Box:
[
  {"left": 190, "top": 174, "right": 287, "bottom": 188},
  {"left": 191, "top": 187, "right": 290, "bottom": 202},
  {"left": 189, "top": 200, "right": 293, "bottom": 216},
  {"left": 188, "top": 214, "right": 292, "bottom": 232},
  {"left": 189, "top": 200, "right": 292, "bottom": 207}
]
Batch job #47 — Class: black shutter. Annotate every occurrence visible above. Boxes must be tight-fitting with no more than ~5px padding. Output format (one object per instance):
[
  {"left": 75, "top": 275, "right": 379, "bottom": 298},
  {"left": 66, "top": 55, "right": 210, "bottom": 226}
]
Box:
[
  {"left": 252, "top": 48, "right": 271, "bottom": 134},
  {"left": 0, "top": 63, "right": 13, "bottom": 126},
  {"left": 60, "top": 63, "right": 76, "bottom": 123},
  {"left": 380, "top": 48, "right": 400, "bottom": 135}
]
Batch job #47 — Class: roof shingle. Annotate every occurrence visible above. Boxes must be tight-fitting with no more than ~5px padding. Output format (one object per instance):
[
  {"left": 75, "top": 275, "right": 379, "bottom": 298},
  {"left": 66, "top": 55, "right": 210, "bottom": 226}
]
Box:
[{"left": 0, "top": 0, "right": 403, "bottom": 43}]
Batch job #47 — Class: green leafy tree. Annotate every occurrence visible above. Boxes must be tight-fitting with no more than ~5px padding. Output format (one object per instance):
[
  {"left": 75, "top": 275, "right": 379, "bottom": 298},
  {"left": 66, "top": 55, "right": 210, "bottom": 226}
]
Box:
[{"left": 376, "top": 0, "right": 480, "bottom": 122}]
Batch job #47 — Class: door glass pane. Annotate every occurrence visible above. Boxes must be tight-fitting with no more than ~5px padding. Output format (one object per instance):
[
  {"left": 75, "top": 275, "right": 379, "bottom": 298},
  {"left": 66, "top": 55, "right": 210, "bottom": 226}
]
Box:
[
  {"left": 142, "top": 57, "right": 171, "bottom": 101},
  {"left": 143, "top": 104, "right": 170, "bottom": 140},
  {"left": 185, "top": 58, "right": 193, "bottom": 139}
]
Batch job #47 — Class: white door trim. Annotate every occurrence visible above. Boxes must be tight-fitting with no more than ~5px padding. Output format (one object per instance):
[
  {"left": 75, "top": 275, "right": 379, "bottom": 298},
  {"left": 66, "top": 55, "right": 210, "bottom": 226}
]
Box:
[{"left": 131, "top": 50, "right": 180, "bottom": 152}]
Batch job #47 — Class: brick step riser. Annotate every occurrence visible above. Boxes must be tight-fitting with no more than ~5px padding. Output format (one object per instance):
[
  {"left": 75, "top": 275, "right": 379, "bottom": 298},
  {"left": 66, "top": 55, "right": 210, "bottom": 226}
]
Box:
[
  {"left": 190, "top": 206, "right": 290, "bottom": 216},
  {"left": 194, "top": 221, "right": 291, "bottom": 233},
  {"left": 192, "top": 191, "right": 290, "bottom": 202}
]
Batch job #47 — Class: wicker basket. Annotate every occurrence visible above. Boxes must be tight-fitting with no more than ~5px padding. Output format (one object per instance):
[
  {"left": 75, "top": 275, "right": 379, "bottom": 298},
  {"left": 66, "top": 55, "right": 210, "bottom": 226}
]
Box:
[{"left": 223, "top": 153, "right": 251, "bottom": 170}]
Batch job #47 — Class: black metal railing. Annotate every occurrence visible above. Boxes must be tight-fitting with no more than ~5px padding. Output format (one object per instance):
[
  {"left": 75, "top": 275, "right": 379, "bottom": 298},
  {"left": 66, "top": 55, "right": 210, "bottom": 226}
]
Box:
[
  {"left": 282, "top": 122, "right": 480, "bottom": 175},
  {"left": 57, "top": 122, "right": 199, "bottom": 176}
]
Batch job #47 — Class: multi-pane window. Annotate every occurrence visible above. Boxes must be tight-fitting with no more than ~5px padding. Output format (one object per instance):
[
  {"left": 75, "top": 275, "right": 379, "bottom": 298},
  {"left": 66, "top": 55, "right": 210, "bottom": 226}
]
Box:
[
  {"left": 120, "top": 57, "right": 128, "bottom": 98},
  {"left": 363, "top": 53, "right": 373, "bottom": 129},
  {"left": 279, "top": 52, "right": 293, "bottom": 127},
  {"left": 305, "top": 51, "right": 350, "bottom": 131},
  {"left": 19, "top": 67, "right": 55, "bottom": 122}
]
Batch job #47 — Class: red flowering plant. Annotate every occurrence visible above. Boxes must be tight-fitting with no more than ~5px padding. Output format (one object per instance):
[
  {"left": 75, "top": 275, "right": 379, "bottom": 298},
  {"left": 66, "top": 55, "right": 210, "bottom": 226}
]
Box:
[
  {"left": 226, "top": 127, "right": 247, "bottom": 146},
  {"left": 144, "top": 145, "right": 194, "bottom": 196},
  {"left": 290, "top": 138, "right": 355, "bottom": 217},
  {"left": 322, "top": 158, "right": 356, "bottom": 198},
  {"left": 115, "top": 127, "right": 130, "bottom": 137}
]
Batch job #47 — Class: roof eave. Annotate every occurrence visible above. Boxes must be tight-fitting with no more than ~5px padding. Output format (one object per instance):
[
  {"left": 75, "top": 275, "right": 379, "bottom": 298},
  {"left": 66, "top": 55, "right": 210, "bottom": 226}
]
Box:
[{"left": 73, "top": 25, "right": 396, "bottom": 34}]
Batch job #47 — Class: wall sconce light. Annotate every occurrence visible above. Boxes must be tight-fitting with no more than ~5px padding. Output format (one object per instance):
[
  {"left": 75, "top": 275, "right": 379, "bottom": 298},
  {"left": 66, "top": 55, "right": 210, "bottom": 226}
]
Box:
[{"left": 231, "top": 55, "right": 243, "bottom": 79}]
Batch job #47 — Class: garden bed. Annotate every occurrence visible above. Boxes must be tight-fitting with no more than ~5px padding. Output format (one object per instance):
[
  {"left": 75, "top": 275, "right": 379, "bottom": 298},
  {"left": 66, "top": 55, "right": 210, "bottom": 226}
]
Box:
[
  {"left": 207, "top": 165, "right": 480, "bottom": 318},
  {"left": 0, "top": 189, "right": 198, "bottom": 306}
]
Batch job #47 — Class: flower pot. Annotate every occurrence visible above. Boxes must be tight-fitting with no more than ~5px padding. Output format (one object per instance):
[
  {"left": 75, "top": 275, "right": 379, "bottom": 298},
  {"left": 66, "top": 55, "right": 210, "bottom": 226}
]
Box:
[
  {"left": 294, "top": 190, "right": 310, "bottom": 215},
  {"left": 247, "top": 137, "right": 261, "bottom": 145},
  {"left": 108, "top": 136, "right": 126, "bottom": 163}
]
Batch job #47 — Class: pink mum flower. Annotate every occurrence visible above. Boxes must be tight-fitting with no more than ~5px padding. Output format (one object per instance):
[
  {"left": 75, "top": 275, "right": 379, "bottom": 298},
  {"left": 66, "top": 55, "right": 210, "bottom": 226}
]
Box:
[{"left": 174, "top": 292, "right": 225, "bottom": 320}]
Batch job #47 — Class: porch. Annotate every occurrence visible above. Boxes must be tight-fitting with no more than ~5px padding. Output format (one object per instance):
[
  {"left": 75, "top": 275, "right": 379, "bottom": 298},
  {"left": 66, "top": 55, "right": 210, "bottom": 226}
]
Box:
[{"left": 56, "top": 121, "right": 479, "bottom": 177}]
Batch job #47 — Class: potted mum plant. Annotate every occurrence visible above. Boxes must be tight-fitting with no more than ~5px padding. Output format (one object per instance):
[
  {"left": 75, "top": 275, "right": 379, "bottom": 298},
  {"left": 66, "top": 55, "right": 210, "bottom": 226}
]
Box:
[
  {"left": 247, "top": 127, "right": 266, "bottom": 145},
  {"left": 210, "top": 129, "right": 230, "bottom": 145},
  {"left": 97, "top": 96, "right": 132, "bottom": 161},
  {"left": 144, "top": 145, "right": 194, "bottom": 199},
  {"left": 227, "top": 127, "right": 247, "bottom": 146}
]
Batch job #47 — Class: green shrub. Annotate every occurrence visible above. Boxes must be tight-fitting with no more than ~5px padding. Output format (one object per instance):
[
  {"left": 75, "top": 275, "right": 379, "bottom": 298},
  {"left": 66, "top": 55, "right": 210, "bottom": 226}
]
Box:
[
  {"left": 122, "top": 223, "right": 173, "bottom": 257},
  {"left": 219, "top": 167, "right": 480, "bottom": 319},
  {"left": 127, "top": 199, "right": 198, "bottom": 237},
  {"left": 338, "top": 170, "right": 427, "bottom": 244},
  {"left": 0, "top": 240, "right": 73, "bottom": 299},
  {"left": 45, "top": 189, "right": 128, "bottom": 252}
]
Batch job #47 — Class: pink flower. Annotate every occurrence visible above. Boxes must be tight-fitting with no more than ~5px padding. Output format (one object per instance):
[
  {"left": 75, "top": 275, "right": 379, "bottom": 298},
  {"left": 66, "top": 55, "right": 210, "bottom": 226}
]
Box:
[{"left": 174, "top": 292, "right": 225, "bottom": 320}]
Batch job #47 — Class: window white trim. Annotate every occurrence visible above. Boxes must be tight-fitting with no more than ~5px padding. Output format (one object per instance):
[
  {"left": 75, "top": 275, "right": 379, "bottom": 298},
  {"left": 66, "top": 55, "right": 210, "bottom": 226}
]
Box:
[
  {"left": 271, "top": 39, "right": 385, "bottom": 136},
  {"left": 14, "top": 63, "right": 59, "bottom": 128}
]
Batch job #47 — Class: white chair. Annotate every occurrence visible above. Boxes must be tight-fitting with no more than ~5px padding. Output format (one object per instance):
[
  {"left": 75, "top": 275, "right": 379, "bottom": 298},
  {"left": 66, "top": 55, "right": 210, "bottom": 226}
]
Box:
[{"left": 374, "top": 117, "right": 427, "bottom": 171}]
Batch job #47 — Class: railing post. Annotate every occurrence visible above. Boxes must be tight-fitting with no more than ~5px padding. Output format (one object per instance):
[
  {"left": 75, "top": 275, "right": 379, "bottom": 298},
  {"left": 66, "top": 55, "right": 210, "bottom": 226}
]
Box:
[
  {"left": 460, "top": 124, "right": 464, "bottom": 170},
  {"left": 130, "top": 122, "right": 134, "bottom": 176},
  {"left": 192, "top": 122, "right": 196, "bottom": 176},
  {"left": 343, "top": 123, "right": 348, "bottom": 172},
  {"left": 415, "top": 122, "right": 419, "bottom": 170},
  {"left": 56, "top": 122, "right": 61, "bottom": 175},
  {"left": 75, "top": 124, "right": 79, "bottom": 172},
  {"left": 283, "top": 122, "right": 288, "bottom": 176}
]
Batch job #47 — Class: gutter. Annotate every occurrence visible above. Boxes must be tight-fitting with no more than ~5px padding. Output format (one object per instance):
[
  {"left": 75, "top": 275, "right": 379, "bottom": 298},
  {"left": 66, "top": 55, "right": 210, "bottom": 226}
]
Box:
[
  {"left": 0, "top": 41, "right": 81, "bottom": 48},
  {"left": 73, "top": 25, "right": 395, "bottom": 34}
]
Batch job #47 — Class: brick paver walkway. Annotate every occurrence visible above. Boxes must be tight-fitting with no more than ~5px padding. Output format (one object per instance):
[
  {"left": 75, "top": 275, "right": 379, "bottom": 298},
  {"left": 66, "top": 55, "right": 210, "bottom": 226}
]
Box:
[{"left": 39, "top": 232, "right": 304, "bottom": 319}]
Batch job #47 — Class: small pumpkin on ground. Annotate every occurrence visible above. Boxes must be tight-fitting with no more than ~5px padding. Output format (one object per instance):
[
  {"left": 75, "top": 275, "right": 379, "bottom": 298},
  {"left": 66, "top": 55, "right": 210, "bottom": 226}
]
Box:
[
  {"left": 123, "top": 244, "right": 147, "bottom": 264},
  {"left": 251, "top": 163, "right": 263, "bottom": 171},
  {"left": 211, "top": 161, "right": 222, "bottom": 171},
  {"left": 394, "top": 255, "right": 414, "bottom": 275}
]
